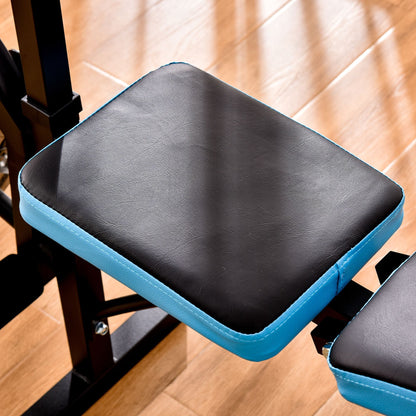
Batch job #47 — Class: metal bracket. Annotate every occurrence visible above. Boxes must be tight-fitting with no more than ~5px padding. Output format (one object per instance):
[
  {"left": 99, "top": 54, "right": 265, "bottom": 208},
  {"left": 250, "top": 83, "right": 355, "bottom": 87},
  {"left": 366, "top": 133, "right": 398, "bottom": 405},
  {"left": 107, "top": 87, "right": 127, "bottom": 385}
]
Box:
[
  {"left": 311, "top": 280, "right": 373, "bottom": 355},
  {"left": 21, "top": 92, "right": 82, "bottom": 135},
  {"left": 375, "top": 251, "right": 409, "bottom": 285},
  {"left": 95, "top": 294, "right": 155, "bottom": 320}
]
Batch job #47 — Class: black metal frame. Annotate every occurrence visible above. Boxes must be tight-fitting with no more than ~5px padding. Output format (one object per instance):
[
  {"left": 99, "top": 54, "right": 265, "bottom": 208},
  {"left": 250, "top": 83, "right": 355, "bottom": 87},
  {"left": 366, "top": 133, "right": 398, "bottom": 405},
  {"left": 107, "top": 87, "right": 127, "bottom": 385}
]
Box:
[
  {"left": 0, "top": 1, "right": 179, "bottom": 414},
  {"left": 311, "top": 280, "right": 373, "bottom": 355},
  {"left": 310, "top": 251, "right": 410, "bottom": 356}
]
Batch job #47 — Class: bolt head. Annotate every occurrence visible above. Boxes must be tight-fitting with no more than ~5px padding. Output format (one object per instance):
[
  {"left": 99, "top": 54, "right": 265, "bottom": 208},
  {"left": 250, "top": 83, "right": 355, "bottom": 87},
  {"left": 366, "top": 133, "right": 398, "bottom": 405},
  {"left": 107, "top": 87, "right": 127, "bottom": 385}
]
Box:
[{"left": 95, "top": 321, "right": 109, "bottom": 336}]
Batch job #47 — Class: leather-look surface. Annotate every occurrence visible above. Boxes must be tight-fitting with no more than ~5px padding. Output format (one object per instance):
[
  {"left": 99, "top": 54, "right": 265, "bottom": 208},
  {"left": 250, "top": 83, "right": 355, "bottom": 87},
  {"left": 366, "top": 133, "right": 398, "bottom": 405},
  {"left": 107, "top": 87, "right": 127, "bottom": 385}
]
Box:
[
  {"left": 20, "top": 63, "right": 403, "bottom": 334},
  {"left": 330, "top": 253, "right": 416, "bottom": 392}
]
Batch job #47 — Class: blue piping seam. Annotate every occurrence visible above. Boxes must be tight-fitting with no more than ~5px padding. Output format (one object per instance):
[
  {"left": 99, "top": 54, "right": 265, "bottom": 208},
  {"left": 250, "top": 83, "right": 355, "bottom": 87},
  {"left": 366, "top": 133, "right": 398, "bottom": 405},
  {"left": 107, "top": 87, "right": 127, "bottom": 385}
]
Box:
[
  {"left": 18, "top": 181, "right": 337, "bottom": 345},
  {"left": 335, "top": 262, "right": 342, "bottom": 294},
  {"left": 328, "top": 359, "right": 416, "bottom": 416},
  {"left": 331, "top": 367, "right": 416, "bottom": 403},
  {"left": 18, "top": 178, "right": 404, "bottom": 361}
]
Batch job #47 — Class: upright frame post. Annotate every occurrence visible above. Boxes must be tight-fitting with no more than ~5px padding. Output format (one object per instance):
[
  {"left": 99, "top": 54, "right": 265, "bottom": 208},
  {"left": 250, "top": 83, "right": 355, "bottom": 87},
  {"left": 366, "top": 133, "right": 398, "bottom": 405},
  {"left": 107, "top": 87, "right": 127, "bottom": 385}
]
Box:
[
  {"left": 2, "top": 1, "right": 180, "bottom": 413},
  {"left": 11, "top": 0, "right": 115, "bottom": 381},
  {"left": 11, "top": 0, "right": 81, "bottom": 148}
]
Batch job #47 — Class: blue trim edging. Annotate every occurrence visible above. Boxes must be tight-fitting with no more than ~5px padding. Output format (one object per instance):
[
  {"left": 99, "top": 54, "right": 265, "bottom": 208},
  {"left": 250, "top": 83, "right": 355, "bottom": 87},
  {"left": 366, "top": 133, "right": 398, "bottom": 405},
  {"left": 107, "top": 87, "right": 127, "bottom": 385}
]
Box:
[
  {"left": 18, "top": 173, "right": 404, "bottom": 361},
  {"left": 16, "top": 62, "right": 405, "bottom": 361},
  {"left": 329, "top": 356, "right": 416, "bottom": 416}
]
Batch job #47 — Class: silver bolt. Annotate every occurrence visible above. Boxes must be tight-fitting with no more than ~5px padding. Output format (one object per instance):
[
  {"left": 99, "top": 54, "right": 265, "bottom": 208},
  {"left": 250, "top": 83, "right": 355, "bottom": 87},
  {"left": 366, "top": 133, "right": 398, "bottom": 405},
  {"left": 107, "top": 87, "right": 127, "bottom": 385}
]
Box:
[{"left": 94, "top": 321, "right": 109, "bottom": 336}]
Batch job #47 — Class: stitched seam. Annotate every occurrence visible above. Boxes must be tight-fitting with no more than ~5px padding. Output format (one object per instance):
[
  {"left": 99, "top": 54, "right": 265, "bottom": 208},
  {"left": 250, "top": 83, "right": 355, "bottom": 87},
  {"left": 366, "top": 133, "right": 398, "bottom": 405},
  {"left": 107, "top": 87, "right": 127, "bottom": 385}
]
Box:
[
  {"left": 21, "top": 187, "right": 402, "bottom": 343},
  {"left": 335, "top": 373, "right": 416, "bottom": 404},
  {"left": 338, "top": 203, "right": 402, "bottom": 278},
  {"left": 20, "top": 186, "right": 403, "bottom": 344},
  {"left": 335, "top": 263, "right": 341, "bottom": 294},
  {"left": 21, "top": 189, "right": 336, "bottom": 343}
]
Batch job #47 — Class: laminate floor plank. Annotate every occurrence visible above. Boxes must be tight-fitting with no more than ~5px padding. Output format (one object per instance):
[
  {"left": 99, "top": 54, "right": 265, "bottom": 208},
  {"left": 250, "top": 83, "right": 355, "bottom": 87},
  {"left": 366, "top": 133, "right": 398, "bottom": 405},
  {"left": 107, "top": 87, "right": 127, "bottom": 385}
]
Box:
[
  {"left": 295, "top": 6, "right": 416, "bottom": 173},
  {"left": 85, "top": 324, "right": 188, "bottom": 416},
  {"left": 61, "top": 0, "right": 163, "bottom": 66},
  {"left": 0, "top": 306, "right": 60, "bottom": 382},
  {"left": 138, "top": 392, "right": 199, "bottom": 416},
  {"left": 0, "top": 0, "right": 17, "bottom": 50},
  {"left": 85, "top": 0, "right": 290, "bottom": 83},
  {"left": 70, "top": 62, "right": 127, "bottom": 119},
  {"left": 166, "top": 324, "right": 336, "bottom": 416},
  {"left": 0, "top": 328, "right": 71, "bottom": 416},
  {"left": 314, "top": 391, "right": 378, "bottom": 416},
  {"left": 85, "top": 324, "right": 209, "bottom": 416},
  {"left": 347, "top": 135, "right": 416, "bottom": 292},
  {"left": 377, "top": 138, "right": 416, "bottom": 254},
  {"left": 210, "top": 0, "right": 407, "bottom": 115}
]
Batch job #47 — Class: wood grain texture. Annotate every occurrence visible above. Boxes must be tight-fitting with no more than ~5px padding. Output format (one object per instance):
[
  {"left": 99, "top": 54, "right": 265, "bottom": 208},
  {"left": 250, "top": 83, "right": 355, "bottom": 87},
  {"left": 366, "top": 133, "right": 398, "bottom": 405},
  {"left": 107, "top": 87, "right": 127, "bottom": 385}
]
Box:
[
  {"left": 0, "top": 306, "right": 60, "bottom": 379},
  {"left": 70, "top": 62, "right": 126, "bottom": 119},
  {"left": 375, "top": 138, "right": 416, "bottom": 256},
  {"left": 295, "top": 5, "right": 416, "bottom": 173},
  {"left": 0, "top": 0, "right": 17, "bottom": 49},
  {"left": 0, "top": 328, "right": 71, "bottom": 416},
  {"left": 315, "top": 391, "right": 379, "bottom": 416},
  {"left": 85, "top": 324, "right": 209, "bottom": 416},
  {"left": 139, "top": 393, "right": 198, "bottom": 416},
  {"left": 211, "top": 0, "right": 406, "bottom": 114},
  {"left": 166, "top": 324, "right": 337, "bottom": 416},
  {"left": 86, "top": 0, "right": 290, "bottom": 83},
  {"left": 31, "top": 279, "right": 64, "bottom": 324},
  {"left": 0, "top": 219, "right": 15, "bottom": 259},
  {"left": 1, "top": 0, "right": 416, "bottom": 415},
  {"left": 85, "top": 325, "right": 188, "bottom": 416}
]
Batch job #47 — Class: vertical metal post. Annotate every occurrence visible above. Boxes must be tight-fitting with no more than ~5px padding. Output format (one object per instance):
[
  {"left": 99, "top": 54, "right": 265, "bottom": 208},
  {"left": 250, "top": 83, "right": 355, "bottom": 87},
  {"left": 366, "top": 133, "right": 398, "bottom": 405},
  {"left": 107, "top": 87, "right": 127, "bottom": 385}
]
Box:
[
  {"left": 54, "top": 248, "right": 114, "bottom": 379},
  {"left": 0, "top": 101, "right": 32, "bottom": 247},
  {"left": 11, "top": 0, "right": 80, "bottom": 148},
  {"left": 10, "top": 0, "right": 114, "bottom": 380},
  {"left": 4, "top": 2, "right": 180, "bottom": 412}
]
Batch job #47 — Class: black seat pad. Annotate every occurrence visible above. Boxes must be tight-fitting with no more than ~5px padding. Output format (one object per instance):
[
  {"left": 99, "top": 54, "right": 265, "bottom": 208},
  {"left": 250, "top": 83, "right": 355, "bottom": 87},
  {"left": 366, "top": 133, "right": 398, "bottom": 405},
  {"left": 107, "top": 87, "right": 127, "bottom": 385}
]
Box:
[{"left": 19, "top": 63, "right": 404, "bottom": 360}]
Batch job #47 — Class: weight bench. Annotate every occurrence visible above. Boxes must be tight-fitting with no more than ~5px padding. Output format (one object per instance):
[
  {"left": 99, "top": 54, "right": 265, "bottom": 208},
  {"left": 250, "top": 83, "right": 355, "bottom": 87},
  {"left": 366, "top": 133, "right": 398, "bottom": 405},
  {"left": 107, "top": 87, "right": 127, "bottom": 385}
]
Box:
[{"left": 18, "top": 62, "right": 408, "bottom": 414}]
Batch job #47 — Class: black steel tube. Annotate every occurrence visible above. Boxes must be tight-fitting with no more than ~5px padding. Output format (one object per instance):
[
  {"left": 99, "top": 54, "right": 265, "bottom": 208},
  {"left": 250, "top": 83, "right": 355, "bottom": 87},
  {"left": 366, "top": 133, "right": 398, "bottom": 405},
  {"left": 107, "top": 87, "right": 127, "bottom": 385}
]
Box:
[
  {"left": 0, "top": 101, "right": 33, "bottom": 246},
  {"left": 11, "top": 0, "right": 81, "bottom": 149},
  {"left": 11, "top": 0, "right": 74, "bottom": 111},
  {"left": 54, "top": 248, "right": 114, "bottom": 379},
  {"left": 96, "top": 295, "right": 155, "bottom": 319},
  {"left": 0, "top": 189, "right": 13, "bottom": 226}
]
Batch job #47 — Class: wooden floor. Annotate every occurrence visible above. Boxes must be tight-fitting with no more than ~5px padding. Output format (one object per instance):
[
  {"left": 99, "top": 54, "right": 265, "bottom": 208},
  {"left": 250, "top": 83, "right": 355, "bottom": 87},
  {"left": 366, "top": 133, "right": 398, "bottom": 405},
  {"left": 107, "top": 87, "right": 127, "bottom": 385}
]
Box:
[{"left": 1, "top": 0, "right": 416, "bottom": 414}]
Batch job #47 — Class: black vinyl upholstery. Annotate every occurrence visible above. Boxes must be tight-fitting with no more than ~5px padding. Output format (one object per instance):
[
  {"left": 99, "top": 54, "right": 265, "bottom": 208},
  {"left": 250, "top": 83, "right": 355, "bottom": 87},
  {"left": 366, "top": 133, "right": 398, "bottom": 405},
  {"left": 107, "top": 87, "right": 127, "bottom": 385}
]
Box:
[
  {"left": 330, "top": 253, "right": 416, "bottom": 392},
  {"left": 20, "top": 63, "right": 403, "bottom": 335}
]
